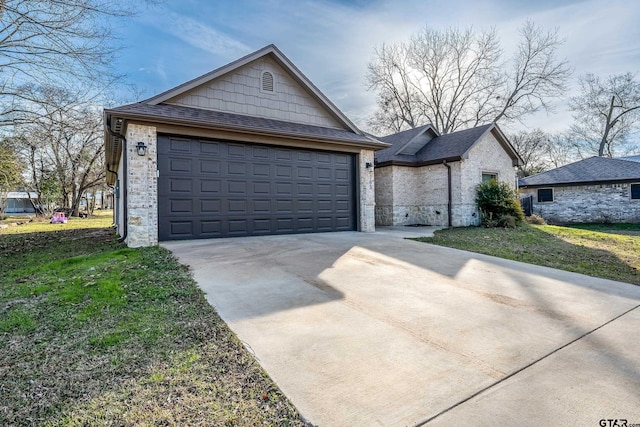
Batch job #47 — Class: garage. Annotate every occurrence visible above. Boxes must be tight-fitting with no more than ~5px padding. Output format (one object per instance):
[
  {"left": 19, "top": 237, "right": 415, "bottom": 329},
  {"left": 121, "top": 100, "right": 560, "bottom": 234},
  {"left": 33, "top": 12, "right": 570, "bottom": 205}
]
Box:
[
  {"left": 158, "top": 135, "right": 356, "bottom": 240},
  {"left": 105, "top": 44, "right": 386, "bottom": 247}
]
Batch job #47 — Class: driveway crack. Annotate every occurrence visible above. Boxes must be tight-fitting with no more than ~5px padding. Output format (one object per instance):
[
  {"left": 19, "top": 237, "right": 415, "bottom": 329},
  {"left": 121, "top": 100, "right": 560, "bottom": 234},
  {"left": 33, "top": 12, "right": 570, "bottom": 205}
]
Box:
[{"left": 411, "top": 302, "right": 640, "bottom": 426}]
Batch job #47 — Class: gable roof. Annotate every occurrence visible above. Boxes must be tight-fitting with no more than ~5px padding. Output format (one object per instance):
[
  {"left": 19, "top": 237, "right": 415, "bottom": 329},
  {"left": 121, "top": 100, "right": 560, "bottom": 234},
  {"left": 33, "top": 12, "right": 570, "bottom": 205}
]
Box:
[
  {"left": 144, "top": 44, "right": 360, "bottom": 134},
  {"left": 519, "top": 156, "right": 640, "bottom": 187},
  {"left": 105, "top": 44, "right": 388, "bottom": 185},
  {"left": 375, "top": 123, "right": 522, "bottom": 167}
]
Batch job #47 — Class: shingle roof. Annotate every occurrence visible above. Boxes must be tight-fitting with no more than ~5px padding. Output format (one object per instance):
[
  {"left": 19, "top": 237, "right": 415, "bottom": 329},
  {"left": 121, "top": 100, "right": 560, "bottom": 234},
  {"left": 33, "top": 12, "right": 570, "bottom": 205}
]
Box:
[
  {"left": 106, "top": 102, "right": 385, "bottom": 146},
  {"left": 375, "top": 123, "right": 496, "bottom": 165},
  {"left": 519, "top": 156, "right": 640, "bottom": 187},
  {"left": 416, "top": 124, "right": 493, "bottom": 163},
  {"left": 378, "top": 125, "right": 435, "bottom": 147},
  {"left": 620, "top": 154, "right": 640, "bottom": 163}
]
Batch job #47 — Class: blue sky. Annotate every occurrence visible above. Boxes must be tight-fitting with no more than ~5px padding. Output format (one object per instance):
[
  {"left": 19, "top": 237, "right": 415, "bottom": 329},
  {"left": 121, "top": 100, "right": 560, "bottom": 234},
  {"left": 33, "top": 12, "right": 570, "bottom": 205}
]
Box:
[{"left": 114, "top": 0, "right": 640, "bottom": 133}]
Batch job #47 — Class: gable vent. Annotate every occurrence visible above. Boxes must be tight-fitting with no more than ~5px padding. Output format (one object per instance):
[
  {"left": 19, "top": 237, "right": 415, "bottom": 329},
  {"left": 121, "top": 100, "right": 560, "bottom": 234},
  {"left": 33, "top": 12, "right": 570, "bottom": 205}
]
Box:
[{"left": 261, "top": 71, "right": 274, "bottom": 92}]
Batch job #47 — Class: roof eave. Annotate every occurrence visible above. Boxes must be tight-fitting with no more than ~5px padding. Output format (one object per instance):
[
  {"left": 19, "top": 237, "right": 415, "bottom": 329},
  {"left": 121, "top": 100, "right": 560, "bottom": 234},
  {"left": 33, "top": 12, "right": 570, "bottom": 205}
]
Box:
[
  {"left": 375, "top": 156, "right": 462, "bottom": 168},
  {"left": 105, "top": 109, "right": 389, "bottom": 151}
]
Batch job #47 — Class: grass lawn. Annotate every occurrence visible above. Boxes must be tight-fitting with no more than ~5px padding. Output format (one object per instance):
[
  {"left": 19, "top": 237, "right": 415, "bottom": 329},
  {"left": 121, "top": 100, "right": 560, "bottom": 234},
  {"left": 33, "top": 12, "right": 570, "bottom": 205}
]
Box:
[
  {"left": 0, "top": 211, "right": 308, "bottom": 426},
  {"left": 414, "top": 223, "right": 640, "bottom": 286}
]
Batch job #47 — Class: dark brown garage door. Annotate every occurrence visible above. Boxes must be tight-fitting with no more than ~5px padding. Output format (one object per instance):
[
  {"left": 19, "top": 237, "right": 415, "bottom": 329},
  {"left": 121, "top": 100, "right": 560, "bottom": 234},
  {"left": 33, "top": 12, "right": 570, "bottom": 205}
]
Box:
[{"left": 157, "top": 135, "right": 356, "bottom": 240}]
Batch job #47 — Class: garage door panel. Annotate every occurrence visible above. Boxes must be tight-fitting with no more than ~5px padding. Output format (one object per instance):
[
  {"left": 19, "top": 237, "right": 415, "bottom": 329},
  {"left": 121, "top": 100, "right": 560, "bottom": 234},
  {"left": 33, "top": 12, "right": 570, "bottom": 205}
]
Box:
[
  {"left": 200, "top": 199, "right": 221, "bottom": 213},
  {"left": 200, "top": 160, "right": 220, "bottom": 174},
  {"left": 168, "top": 178, "right": 192, "bottom": 193},
  {"left": 200, "top": 179, "right": 221, "bottom": 194},
  {"left": 199, "top": 141, "right": 220, "bottom": 156},
  {"left": 252, "top": 163, "right": 271, "bottom": 177},
  {"left": 227, "top": 162, "right": 246, "bottom": 176},
  {"left": 227, "top": 144, "right": 246, "bottom": 157},
  {"left": 168, "top": 138, "right": 192, "bottom": 153},
  {"left": 158, "top": 135, "right": 356, "bottom": 240},
  {"left": 252, "top": 146, "right": 270, "bottom": 159}
]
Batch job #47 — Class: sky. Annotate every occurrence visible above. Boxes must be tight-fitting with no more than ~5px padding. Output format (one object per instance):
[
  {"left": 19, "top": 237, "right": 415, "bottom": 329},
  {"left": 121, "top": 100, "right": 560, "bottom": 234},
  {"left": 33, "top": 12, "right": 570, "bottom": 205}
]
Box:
[{"left": 113, "top": 0, "right": 640, "bottom": 134}]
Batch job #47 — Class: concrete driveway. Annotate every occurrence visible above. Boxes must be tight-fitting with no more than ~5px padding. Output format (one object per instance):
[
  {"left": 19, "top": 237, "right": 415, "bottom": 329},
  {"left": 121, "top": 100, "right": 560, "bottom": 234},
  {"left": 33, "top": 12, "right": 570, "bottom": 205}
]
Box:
[{"left": 163, "top": 229, "right": 640, "bottom": 427}]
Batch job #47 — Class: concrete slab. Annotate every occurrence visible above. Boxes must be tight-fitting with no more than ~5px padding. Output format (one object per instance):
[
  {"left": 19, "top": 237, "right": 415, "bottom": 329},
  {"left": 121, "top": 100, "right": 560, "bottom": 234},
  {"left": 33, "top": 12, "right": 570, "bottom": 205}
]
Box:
[{"left": 163, "top": 231, "right": 640, "bottom": 427}]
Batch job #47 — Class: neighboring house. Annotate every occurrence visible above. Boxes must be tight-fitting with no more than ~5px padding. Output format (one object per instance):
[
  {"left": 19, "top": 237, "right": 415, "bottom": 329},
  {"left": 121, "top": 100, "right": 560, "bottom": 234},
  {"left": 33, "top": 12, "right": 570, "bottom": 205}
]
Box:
[
  {"left": 3, "top": 192, "right": 38, "bottom": 215},
  {"left": 104, "top": 45, "right": 388, "bottom": 247},
  {"left": 519, "top": 156, "right": 640, "bottom": 223},
  {"left": 374, "top": 123, "right": 522, "bottom": 227}
]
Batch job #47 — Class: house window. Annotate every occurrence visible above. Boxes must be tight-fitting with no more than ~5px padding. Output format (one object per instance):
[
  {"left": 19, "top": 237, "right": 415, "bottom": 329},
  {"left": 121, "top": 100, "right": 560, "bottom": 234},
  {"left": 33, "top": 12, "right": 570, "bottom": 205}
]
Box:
[
  {"left": 537, "top": 188, "right": 553, "bottom": 203},
  {"left": 631, "top": 184, "right": 640, "bottom": 200},
  {"left": 482, "top": 173, "right": 498, "bottom": 183},
  {"left": 261, "top": 71, "right": 274, "bottom": 92}
]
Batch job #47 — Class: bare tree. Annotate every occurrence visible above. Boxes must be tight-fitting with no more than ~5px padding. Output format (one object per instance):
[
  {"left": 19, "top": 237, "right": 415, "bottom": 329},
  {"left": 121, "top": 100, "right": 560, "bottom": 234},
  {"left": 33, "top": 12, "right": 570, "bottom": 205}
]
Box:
[
  {"left": 509, "top": 129, "right": 550, "bottom": 177},
  {"left": 367, "top": 21, "right": 571, "bottom": 134},
  {"left": 0, "top": 0, "right": 159, "bottom": 126},
  {"left": 569, "top": 73, "right": 640, "bottom": 157},
  {"left": 12, "top": 86, "right": 105, "bottom": 216}
]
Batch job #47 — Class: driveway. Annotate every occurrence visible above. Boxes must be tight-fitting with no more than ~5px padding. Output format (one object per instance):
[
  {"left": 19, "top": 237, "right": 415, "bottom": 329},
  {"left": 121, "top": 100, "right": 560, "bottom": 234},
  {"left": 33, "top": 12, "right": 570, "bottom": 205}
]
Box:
[{"left": 163, "top": 229, "right": 640, "bottom": 427}]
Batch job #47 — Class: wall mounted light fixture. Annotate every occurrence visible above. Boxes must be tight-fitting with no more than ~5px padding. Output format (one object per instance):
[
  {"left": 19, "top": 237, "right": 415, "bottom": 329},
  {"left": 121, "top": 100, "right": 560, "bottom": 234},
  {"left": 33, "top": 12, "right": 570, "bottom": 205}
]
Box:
[
  {"left": 365, "top": 162, "right": 373, "bottom": 169},
  {"left": 136, "top": 141, "right": 147, "bottom": 156}
]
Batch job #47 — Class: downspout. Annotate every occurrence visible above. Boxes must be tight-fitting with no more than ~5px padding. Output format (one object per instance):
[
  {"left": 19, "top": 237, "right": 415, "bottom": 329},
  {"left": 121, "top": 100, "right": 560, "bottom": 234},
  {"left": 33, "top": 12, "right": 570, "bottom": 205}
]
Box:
[
  {"left": 106, "top": 126, "right": 128, "bottom": 243},
  {"left": 443, "top": 160, "right": 452, "bottom": 227}
]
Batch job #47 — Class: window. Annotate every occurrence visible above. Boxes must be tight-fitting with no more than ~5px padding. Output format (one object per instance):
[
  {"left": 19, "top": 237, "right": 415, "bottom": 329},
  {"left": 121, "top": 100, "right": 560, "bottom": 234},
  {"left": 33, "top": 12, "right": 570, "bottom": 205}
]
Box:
[
  {"left": 537, "top": 188, "right": 553, "bottom": 203},
  {"left": 482, "top": 173, "right": 497, "bottom": 183},
  {"left": 261, "top": 71, "right": 274, "bottom": 92},
  {"left": 631, "top": 184, "right": 640, "bottom": 200}
]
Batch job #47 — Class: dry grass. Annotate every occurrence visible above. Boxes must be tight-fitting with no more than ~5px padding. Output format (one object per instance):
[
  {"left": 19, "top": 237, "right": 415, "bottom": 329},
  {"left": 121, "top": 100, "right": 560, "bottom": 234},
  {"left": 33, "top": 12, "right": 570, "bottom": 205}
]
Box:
[
  {"left": 1, "top": 213, "right": 309, "bottom": 426},
  {"left": 414, "top": 223, "right": 640, "bottom": 285}
]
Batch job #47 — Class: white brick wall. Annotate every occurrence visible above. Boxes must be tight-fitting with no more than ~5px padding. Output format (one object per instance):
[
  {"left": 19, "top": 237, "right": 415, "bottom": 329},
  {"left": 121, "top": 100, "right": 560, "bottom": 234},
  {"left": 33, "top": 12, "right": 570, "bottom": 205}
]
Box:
[
  {"left": 374, "top": 130, "right": 517, "bottom": 227},
  {"left": 167, "top": 56, "right": 344, "bottom": 129},
  {"left": 359, "top": 149, "right": 376, "bottom": 232},
  {"left": 520, "top": 184, "right": 640, "bottom": 223},
  {"left": 458, "top": 131, "right": 517, "bottom": 226},
  {"left": 375, "top": 164, "right": 453, "bottom": 226},
  {"left": 125, "top": 124, "right": 158, "bottom": 247}
]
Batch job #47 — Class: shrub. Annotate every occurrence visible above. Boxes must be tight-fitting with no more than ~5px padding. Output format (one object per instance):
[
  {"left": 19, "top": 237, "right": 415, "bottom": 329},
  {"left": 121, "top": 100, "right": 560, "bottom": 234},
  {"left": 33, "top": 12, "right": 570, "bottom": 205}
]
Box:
[
  {"left": 476, "top": 180, "right": 524, "bottom": 228},
  {"left": 526, "top": 214, "right": 546, "bottom": 225}
]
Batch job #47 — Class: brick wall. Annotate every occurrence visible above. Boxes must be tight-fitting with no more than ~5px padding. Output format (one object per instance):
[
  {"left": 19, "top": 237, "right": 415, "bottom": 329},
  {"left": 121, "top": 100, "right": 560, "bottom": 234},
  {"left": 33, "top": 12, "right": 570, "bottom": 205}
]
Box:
[
  {"left": 374, "top": 130, "right": 517, "bottom": 227},
  {"left": 168, "top": 57, "right": 343, "bottom": 129},
  {"left": 125, "top": 124, "right": 158, "bottom": 247},
  {"left": 459, "top": 131, "right": 517, "bottom": 226},
  {"left": 375, "top": 164, "right": 453, "bottom": 226},
  {"left": 359, "top": 149, "right": 376, "bottom": 232},
  {"left": 520, "top": 184, "right": 640, "bottom": 223}
]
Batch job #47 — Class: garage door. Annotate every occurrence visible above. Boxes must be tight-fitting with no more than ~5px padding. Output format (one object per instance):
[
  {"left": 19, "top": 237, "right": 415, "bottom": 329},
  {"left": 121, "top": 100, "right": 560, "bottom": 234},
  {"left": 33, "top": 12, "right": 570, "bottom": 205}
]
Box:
[{"left": 157, "top": 135, "right": 356, "bottom": 240}]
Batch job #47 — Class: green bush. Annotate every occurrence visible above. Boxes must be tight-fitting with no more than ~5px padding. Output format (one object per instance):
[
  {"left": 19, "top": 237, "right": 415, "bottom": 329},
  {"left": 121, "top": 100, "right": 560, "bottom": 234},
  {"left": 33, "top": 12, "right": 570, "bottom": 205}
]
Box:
[{"left": 476, "top": 180, "right": 524, "bottom": 228}]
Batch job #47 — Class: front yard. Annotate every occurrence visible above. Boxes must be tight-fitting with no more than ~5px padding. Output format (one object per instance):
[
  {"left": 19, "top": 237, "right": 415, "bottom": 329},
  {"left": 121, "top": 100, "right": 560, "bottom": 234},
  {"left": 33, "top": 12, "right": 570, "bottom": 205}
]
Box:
[
  {"left": 415, "top": 223, "right": 640, "bottom": 286},
  {"left": 0, "top": 211, "right": 308, "bottom": 426}
]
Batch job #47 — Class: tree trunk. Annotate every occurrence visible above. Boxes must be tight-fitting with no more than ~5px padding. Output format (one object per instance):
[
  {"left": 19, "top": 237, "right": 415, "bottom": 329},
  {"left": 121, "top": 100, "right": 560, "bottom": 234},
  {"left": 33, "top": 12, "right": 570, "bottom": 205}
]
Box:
[{"left": 598, "top": 96, "right": 616, "bottom": 157}]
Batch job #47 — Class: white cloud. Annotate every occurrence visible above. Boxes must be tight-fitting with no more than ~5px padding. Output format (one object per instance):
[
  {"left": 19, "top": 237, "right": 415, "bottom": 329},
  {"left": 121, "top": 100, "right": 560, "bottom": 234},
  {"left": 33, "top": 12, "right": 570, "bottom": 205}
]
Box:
[{"left": 144, "top": 11, "right": 252, "bottom": 58}]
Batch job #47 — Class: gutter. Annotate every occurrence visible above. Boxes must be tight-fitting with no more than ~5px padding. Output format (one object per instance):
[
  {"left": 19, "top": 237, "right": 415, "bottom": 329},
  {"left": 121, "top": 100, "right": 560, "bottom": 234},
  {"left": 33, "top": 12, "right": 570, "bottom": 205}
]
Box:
[
  {"left": 105, "top": 125, "right": 128, "bottom": 244},
  {"left": 443, "top": 160, "right": 453, "bottom": 227}
]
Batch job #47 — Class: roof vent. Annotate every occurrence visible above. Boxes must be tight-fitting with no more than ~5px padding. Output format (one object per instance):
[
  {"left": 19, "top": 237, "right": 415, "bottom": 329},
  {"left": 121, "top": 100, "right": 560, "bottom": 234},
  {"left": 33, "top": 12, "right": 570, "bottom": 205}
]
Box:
[{"left": 261, "top": 71, "right": 274, "bottom": 92}]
